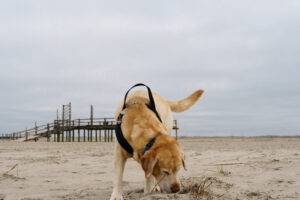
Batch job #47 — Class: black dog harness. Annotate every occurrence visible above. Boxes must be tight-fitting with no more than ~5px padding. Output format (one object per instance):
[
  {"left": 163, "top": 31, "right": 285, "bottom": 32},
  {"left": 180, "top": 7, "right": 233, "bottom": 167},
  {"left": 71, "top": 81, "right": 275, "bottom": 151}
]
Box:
[{"left": 115, "top": 83, "right": 162, "bottom": 156}]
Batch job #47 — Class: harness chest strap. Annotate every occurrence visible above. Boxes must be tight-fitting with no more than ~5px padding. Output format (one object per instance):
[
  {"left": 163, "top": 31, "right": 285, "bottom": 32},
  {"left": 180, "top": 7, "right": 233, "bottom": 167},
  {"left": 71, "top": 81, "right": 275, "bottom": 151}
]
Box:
[{"left": 115, "top": 112, "right": 134, "bottom": 155}]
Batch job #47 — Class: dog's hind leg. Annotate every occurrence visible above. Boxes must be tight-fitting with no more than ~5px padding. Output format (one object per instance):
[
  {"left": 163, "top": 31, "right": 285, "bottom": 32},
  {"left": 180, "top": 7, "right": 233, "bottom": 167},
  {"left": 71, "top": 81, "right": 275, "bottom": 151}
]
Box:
[
  {"left": 110, "top": 145, "right": 127, "bottom": 200},
  {"left": 144, "top": 175, "right": 156, "bottom": 193}
]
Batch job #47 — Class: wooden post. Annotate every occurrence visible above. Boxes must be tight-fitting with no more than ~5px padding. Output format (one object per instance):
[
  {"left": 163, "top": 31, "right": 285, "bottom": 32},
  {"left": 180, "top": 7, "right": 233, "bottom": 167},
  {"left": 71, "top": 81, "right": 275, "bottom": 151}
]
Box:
[
  {"left": 69, "top": 102, "right": 72, "bottom": 142},
  {"left": 89, "top": 129, "right": 91, "bottom": 142},
  {"left": 99, "top": 121, "right": 101, "bottom": 142},
  {"left": 69, "top": 102, "right": 71, "bottom": 120},
  {"left": 95, "top": 130, "right": 98, "bottom": 142},
  {"left": 83, "top": 129, "right": 86, "bottom": 142},
  {"left": 55, "top": 109, "right": 59, "bottom": 142},
  {"left": 35, "top": 122, "right": 38, "bottom": 135},
  {"left": 78, "top": 119, "right": 81, "bottom": 142},
  {"left": 25, "top": 128, "right": 28, "bottom": 141},
  {"left": 57, "top": 120, "right": 60, "bottom": 142},
  {"left": 89, "top": 129, "right": 93, "bottom": 142},
  {"left": 70, "top": 129, "right": 72, "bottom": 142},
  {"left": 87, "top": 122, "right": 90, "bottom": 142},
  {"left": 104, "top": 118, "right": 107, "bottom": 142},
  {"left": 47, "top": 123, "right": 50, "bottom": 142},
  {"left": 68, "top": 122, "right": 71, "bottom": 142},
  {"left": 65, "top": 121, "right": 68, "bottom": 142},
  {"left": 66, "top": 129, "right": 69, "bottom": 142},
  {"left": 100, "top": 130, "right": 102, "bottom": 142},
  {"left": 90, "top": 105, "right": 93, "bottom": 142},
  {"left": 90, "top": 129, "right": 92, "bottom": 142},
  {"left": 174, "top": 120, "right": 178, "bottom": 140},
  {"left": 90, "top": 105, "right": 94, "bottom": 125},
  {"left": 55, "top": 120, "right": 58, "bottom": 142},
  {"left": 72, "top": 121, "right": 75, "bottom": 142},
  {"left": 108, "top": 130, "right": 111, "bottom": 142},
  {"left": 77, "top": 129, "right": 80, "bottom": 142},
  {"left": 62, "top": 105, "right": 65, "bottom": 142},
  {"left": 107, "top": 121, "right": 110, "bottom": 142},
  {"left": 54, "top": 129, "right": 56, "bottom": 142},
  {"left": 111, "top": 129, "right": 113, "bottom": 142}
]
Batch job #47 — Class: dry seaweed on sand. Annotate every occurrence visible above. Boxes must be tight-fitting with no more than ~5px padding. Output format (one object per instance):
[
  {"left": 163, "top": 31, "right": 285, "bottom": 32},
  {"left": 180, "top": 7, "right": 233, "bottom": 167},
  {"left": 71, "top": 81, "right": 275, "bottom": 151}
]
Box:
[
  {"left": 180, "top": 177, "right": 213, "bottom": 199},
  {"left": 124, "top": 176, "right": 233, "bottom": 200},
  {"left": 180, "top": 176, "right": 233, "bottom": 200},
  {"left": 0, "top": 164, "right": 26, "bottom": 181}
]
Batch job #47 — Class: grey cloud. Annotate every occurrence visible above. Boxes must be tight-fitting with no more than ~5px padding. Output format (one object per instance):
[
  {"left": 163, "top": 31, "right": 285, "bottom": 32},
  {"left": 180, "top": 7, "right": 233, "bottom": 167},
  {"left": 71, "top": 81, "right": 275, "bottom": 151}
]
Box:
[{"left": 0, "top": 0, "right": 299, "bottom": 135}]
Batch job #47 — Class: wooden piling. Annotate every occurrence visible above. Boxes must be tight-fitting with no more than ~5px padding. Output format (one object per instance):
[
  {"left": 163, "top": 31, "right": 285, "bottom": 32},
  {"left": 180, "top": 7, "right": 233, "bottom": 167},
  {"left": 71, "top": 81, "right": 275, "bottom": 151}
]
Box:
[
  {"left": 72, "top": 121, "right": 75, "bottom": 142},
  {"left": 95, "top": 130, "right": 98, "bottom": 142},
  {"left": 83, "top": 129, "right": 86, "bottom": 142},
  {"left": 110, "top": 121, "right": 113, "bottom": 142},
  {"left": 87, "top": 123, "right": 90, "bottom": 142},
  {"left": 99, "top": 129, "right": 102, "bottom": 142},
  {"left": 54, "top": 131, "right": 56, "bottom": 142},
  {"left": 25, "top": 128, "right": 28, "bottom": 141},
  {"left": 35, "top": 122, "right": 38, "bottom": 136},
  {"left": 47, "top": 123, "right": 50, "bottom": 142},
  {"left": 174, "top": 120, "right": 178, "bottom": 140}
]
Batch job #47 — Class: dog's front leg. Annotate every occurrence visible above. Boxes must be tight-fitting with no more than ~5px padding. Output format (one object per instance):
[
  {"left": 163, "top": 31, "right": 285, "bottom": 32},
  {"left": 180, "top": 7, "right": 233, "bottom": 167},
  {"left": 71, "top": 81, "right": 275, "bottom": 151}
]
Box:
[
  {"left": 110, "top": 145, "right": 127, "bottom": 200},
  {"left": 144, "top": 175, "right": 156, "bottom": 193}
]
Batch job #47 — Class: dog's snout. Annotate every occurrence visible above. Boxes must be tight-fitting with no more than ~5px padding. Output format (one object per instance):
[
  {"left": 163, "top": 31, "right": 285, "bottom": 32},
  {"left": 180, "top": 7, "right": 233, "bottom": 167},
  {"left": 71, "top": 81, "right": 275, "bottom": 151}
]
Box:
[{"left": 170, "top": 183, "right": 180, "bottom": 193}]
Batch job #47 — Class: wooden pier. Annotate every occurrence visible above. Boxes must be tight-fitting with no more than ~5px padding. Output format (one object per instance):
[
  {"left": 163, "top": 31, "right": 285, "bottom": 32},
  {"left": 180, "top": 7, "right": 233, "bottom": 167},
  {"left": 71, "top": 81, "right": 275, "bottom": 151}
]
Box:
[{"left": 0, "top": 103, "right": 179, "bottom": 142}]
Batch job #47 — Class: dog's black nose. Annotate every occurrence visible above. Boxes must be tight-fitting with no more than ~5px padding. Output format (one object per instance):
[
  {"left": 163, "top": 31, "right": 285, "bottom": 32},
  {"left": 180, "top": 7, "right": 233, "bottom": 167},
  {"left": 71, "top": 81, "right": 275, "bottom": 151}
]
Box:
[{"left": 171, "top": 183, "right": 180, "bottom": 193}]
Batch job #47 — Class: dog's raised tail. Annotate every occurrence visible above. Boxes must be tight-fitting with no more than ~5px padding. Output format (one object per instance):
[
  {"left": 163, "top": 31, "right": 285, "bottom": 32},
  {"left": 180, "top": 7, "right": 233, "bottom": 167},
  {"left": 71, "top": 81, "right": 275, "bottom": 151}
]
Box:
[{"left": 167, "top": 89, "right": 204, "bottom": 112}]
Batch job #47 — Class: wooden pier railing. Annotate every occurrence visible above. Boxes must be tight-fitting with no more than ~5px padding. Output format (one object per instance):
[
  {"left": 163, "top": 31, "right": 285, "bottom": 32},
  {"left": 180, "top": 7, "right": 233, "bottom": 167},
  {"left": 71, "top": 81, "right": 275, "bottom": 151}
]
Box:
[{"left": 0, "top": 118, "right": 179, "bottom": 142}]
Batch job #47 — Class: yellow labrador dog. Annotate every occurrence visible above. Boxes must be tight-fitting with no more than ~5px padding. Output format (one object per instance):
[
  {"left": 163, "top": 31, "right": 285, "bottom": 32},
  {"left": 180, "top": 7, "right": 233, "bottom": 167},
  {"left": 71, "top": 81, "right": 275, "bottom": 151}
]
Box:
[{"left": 110, "top": 84, "right": 203, "bottom": 200}]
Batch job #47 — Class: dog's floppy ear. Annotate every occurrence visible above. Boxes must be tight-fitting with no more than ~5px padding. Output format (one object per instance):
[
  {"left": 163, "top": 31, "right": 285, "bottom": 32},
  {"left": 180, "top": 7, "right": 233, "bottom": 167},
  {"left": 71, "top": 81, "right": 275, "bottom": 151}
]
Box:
[{"left": 141, "top": 152, "right": 158, "bottom": 178}]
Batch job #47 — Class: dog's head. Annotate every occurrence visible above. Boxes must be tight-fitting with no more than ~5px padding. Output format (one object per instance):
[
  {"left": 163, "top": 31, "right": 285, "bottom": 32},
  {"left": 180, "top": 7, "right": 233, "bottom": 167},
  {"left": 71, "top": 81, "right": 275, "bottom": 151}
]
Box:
[{"left": 140, "top": 134, "right": 185, "bottom": 193}]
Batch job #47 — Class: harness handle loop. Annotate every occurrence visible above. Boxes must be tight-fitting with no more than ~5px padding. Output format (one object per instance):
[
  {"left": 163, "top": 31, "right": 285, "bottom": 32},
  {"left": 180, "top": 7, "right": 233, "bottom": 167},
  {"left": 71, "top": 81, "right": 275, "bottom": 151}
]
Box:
[
  {"left": 122, "top": 83, "right": 162, "bottom": 122},
  {"left": 122, "top": 83, "right": 155, "bottom": 109}
]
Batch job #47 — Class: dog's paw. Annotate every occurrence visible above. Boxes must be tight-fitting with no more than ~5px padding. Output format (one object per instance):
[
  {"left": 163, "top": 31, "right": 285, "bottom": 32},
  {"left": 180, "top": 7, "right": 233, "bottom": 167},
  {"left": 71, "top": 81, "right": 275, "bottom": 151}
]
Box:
[{"left": 109, "top": 192, "right": 123, "bottom": 200}]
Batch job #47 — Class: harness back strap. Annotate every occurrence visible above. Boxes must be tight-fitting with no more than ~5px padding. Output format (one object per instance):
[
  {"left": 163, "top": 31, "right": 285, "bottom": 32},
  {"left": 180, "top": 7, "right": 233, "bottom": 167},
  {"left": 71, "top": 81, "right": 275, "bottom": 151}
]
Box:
[
  {"left": 115, "top": 83, "right": 161, "bottom": 155},
  {"left": 122, "top": 83, "right": 162, "bottom": 122}
]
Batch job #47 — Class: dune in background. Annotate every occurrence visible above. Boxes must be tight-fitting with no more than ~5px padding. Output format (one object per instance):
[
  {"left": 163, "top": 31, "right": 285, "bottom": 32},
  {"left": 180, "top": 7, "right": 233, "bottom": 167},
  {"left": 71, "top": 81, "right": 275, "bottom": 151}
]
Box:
[{"left": 0, "top": 137, "right": 299, "bottom": 200}]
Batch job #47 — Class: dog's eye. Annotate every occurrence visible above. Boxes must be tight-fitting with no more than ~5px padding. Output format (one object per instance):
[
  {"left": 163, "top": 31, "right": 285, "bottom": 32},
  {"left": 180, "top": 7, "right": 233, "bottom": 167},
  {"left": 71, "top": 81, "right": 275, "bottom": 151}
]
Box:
[{"left": 163, "top": 170, "right": 170, "bottom": 175}]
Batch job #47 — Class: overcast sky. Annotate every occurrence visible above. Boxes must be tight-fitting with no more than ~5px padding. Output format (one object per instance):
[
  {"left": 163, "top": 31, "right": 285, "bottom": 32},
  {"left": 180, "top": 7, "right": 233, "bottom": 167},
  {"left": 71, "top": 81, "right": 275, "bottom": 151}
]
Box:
[{"left": 0, "top": 0, "right": 299, "bottom": 136}]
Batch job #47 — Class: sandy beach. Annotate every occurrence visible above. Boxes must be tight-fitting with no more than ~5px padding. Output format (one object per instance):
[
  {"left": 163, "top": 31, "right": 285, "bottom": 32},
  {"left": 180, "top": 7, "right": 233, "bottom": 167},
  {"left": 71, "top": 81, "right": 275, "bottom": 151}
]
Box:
[{"left": 0, "top": 137, "right": 299, "bottom": 200}]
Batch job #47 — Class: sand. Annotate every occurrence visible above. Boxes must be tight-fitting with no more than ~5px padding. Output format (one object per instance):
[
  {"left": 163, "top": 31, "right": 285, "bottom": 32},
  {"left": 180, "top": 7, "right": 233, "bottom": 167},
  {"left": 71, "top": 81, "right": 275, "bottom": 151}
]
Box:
[{"left": 0, "top": 137, "right": 299, "bottom": 200}]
